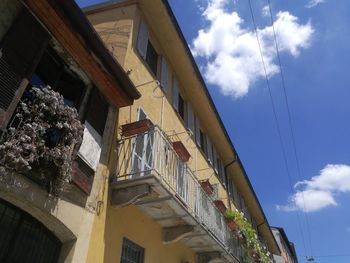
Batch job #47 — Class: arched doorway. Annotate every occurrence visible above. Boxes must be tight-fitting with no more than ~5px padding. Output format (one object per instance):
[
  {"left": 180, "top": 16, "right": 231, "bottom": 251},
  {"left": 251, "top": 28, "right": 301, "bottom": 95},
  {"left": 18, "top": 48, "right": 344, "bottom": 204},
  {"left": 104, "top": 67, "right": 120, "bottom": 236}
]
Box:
[{"left": 0, "top": 199, "right": 61, "bottom": 263}]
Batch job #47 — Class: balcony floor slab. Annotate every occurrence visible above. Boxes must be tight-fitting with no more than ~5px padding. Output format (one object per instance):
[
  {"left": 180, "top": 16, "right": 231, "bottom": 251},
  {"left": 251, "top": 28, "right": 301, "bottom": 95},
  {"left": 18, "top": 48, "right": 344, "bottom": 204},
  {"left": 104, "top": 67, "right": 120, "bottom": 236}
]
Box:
[{"left": 110, "top": 174, "right": 240, "bottom": 263}]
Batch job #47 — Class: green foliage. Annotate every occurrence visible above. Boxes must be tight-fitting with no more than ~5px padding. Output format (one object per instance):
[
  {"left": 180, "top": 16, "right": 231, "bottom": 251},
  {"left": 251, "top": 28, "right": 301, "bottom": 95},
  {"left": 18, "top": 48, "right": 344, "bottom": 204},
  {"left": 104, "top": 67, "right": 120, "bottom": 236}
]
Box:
[{"left": 225, "top": 209, "right": 271, "bottom": 263}]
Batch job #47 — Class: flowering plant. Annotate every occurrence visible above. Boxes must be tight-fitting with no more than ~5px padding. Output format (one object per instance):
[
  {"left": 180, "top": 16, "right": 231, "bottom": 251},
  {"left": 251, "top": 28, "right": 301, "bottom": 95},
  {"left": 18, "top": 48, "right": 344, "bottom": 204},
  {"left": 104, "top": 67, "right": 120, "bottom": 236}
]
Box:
[
  {"left": 225, "top": 209, "right": 271, "bottom": 262},
  {"left": 0, "top": 86, "right": 84, "bottom": 196}
]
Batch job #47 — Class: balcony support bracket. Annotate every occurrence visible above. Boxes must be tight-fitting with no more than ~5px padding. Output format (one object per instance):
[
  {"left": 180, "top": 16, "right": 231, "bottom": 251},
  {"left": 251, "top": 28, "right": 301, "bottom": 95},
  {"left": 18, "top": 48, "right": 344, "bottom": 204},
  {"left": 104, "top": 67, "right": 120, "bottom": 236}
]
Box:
[
  {"left": 111, "top": 183, "right": 152, "bottom": 207},
  {"left": 162, "top": 225, "right": 194, "bottom": 244},
  {"left": 196, "top": 251, "right": 222, "bottom": 263}
]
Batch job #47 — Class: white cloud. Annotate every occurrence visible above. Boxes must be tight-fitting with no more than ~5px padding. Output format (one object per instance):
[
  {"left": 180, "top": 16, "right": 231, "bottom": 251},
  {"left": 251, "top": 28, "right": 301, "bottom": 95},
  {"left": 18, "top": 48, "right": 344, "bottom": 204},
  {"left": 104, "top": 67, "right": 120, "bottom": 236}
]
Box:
[
  {"left": 191, "top": 0, "right": 314, "bottom": 98},
  {"left": 278, "top": 164, "right": 350, "bottom": 213},
  {"left": 306, "top": 0, "right": 326, "bottom": 8},
  {"left": 262, "top": 5, "right": 270, "bottom": 17}
]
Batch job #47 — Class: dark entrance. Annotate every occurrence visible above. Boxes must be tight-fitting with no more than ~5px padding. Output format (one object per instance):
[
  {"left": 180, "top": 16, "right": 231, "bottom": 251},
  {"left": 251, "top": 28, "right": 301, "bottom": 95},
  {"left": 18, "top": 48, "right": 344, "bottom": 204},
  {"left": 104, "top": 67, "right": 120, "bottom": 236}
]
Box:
[{"left": 0, "top": 199, "right": 61, "bottom": 263}]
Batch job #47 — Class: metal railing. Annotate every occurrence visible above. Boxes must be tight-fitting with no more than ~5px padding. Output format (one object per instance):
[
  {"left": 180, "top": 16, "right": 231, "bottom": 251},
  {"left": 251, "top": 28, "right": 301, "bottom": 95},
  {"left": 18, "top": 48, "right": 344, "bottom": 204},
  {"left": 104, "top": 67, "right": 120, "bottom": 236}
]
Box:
[{"left": 117, "top": 126, "right": 240, "bottom": 259}]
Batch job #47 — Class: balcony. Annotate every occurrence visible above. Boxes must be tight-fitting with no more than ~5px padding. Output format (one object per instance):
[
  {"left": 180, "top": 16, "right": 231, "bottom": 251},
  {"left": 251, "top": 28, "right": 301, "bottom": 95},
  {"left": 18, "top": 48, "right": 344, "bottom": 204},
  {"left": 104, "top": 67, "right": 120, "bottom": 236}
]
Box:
[{"left": 112, "top": 125, "right": 242, "bottom": 262}]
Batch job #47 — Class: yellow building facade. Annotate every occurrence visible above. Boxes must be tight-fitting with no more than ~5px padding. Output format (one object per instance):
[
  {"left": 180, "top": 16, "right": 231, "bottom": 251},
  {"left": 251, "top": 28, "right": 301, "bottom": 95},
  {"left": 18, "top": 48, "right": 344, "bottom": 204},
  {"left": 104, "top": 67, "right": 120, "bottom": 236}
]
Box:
[{"left": 85, "top": 1, "right": 280, "bottom": 262}]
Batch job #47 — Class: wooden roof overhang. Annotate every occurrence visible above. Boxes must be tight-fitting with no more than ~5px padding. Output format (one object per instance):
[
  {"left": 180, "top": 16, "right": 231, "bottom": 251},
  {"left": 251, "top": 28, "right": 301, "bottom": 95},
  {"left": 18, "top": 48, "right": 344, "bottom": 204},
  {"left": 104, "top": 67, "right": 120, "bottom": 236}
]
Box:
[{"left": 22, "top": 0, "right": 140, "bottom": 108}]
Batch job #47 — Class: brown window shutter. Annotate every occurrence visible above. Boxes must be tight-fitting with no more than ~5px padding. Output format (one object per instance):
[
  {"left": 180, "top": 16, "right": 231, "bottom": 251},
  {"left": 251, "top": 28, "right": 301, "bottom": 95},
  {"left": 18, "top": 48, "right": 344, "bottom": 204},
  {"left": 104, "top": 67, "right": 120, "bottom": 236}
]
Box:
[{"left": 0, "top": 9, "right": 50, "bottom": 129}]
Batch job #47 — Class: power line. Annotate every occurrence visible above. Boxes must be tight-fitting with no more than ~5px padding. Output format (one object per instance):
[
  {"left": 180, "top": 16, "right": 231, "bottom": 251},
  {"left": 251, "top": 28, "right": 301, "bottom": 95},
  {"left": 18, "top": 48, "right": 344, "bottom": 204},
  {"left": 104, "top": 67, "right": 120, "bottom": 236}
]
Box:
[
  {"left": 246, "top": 0, "right": 309, "bottom": 257},
  {"left": 266, "top": 0, "right": 314, "bottom": 256},
  {"left": 300, "top": 254, "right": 350, "bottom": 258}
]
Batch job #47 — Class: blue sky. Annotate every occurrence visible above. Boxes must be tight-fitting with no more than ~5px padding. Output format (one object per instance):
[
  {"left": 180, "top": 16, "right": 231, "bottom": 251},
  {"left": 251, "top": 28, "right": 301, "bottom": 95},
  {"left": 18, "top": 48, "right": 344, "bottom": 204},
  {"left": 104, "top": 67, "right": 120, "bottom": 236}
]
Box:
[{"left": 77, "top": 0, "right": 350, "bottom": 262}]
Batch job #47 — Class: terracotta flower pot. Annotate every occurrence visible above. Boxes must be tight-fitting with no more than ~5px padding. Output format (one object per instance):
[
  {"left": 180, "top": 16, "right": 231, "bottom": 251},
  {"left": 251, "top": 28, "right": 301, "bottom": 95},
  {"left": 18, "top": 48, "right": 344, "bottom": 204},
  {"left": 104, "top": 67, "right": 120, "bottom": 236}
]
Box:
[
  {"left": 200, "top": 179, "right": 214, "bottom": 195},
  {"left": 226, "top": 219, "right": 238, "bottom": 232},
  {"left": 214, "top": 200, "right": 227, "bottom": 214},
  {"left": 172, "top": 141, "right": 191, "bottom": 162},
  {"left": 121, "top": 119, "right": 154, "bottom": 137}
]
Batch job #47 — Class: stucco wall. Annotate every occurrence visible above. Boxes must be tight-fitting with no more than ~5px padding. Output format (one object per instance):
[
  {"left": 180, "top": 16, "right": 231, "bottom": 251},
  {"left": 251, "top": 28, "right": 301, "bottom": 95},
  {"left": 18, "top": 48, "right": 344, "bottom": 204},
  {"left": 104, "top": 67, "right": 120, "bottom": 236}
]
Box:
[
  {"left": 85, "top": 4, "right": 235, "bottom": 262},
  {"left": 107, "top": 205, "right": 195, "bottom": 263},
  {"left": 86, "top": 5, "right": 135, "bottom": 67}
]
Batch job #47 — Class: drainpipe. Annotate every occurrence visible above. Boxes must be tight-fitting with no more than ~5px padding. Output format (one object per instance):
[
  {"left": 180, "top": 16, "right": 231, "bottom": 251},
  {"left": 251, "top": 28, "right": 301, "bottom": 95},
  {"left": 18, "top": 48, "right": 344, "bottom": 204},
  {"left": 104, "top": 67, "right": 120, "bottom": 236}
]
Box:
[{"left": 224, "top": 155, "right": 237, "bottom": 209}]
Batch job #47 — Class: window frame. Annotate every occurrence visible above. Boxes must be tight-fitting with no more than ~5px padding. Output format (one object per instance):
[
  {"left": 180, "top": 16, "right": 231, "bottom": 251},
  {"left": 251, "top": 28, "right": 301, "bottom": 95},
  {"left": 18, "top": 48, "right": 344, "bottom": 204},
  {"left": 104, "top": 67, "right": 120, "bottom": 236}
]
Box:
[{"left": 120, "top": 238, "right": 145, "bottom": 263}]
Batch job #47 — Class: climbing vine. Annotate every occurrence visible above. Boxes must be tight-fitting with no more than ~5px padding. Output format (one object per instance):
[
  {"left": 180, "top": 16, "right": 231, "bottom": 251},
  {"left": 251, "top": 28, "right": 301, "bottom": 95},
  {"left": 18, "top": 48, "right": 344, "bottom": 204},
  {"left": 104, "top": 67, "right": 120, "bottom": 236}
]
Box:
[
  {"left": 0, "top": 86, "right": 84, "bottom": 196},
  {"left": 226, "top": 209, "right": 271, "bottom": 262}
]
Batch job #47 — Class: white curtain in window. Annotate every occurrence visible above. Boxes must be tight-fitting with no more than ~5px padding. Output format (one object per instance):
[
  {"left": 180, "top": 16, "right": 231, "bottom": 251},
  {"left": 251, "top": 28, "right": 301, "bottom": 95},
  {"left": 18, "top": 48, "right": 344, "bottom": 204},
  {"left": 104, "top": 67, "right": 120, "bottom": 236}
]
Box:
[{"left": 137, "top": 20, "right": 148, "bottom": 59}]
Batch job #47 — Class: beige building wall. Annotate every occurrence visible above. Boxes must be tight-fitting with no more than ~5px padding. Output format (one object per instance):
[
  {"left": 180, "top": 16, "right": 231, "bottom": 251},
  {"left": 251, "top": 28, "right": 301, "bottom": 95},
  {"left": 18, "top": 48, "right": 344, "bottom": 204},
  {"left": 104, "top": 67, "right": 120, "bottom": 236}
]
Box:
[
  {"left": 85, "top": 4, "right": 233, "bottom": 262},
  {"left": 85, "top": 0, "right": 280, "bottom": 260}
]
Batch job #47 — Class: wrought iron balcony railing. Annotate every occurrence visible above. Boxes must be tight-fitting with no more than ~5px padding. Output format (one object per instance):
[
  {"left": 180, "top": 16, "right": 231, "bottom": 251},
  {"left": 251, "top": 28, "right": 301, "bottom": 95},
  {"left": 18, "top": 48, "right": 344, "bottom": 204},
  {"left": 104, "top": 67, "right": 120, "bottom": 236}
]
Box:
[{"left": 116, "top": 125, "right": 241, "bottom": 261}]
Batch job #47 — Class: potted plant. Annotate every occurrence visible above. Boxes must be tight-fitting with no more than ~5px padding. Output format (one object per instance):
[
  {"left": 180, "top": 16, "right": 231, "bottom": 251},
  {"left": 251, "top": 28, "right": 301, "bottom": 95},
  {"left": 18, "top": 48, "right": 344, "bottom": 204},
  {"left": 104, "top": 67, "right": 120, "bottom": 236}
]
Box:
[
  {"left": 225, "top": 209, "right": 271, "bottom": 263},
  {"left": 0, "top": 87, "right": 84, "bottom": 196}
]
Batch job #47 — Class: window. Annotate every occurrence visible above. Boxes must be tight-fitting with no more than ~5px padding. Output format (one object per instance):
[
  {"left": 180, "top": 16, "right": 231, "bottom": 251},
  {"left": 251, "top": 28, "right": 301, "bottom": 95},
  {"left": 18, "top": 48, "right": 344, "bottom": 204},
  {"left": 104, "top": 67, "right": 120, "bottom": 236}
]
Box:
[
  {"left": 0, "top": 8, "right": 50, "bottom": 129},
  {"left": 228, "top": 179, "right": 238, "bottom": 204},
  {"left": 213, "top": 148, "right": 219, "bottom": 173},
  {"left": 145, "top": 40, "right": 158, "bottom": 75},
  {"left": 120, "top": 238, "right": 144, "bottom": 263},
  {"left": 0, "top": 199, "right": 61, "bottom": 263},
  {"left": 186, "top": 102, "right": 195, "bottom": 134},
  {"left": 206, "top": 135, "right": 213, "bottom": 164},
  {"left": 172, "top": 77, "right": 179, "bottom": 111},
  {"left": 160, "top": 56, "right": 169, "bottom": 92},
  {"left": 195, "top": 117, "right": 201, "bottom": 146},
  {"left": 178, "top": 93, "right": 185, "bottom": 121},
  {"left": 85, "top": 88, "right": 109, "bottom": 137},
  {"left": 0, "top": 8, "right": 111, "bottom": 194},
  {"left": 217, "top": 158, "right": 225, "bottom": 185},
  {"left": 199, "top": 129, "right": 207, "bottom": 155},
  {"left": 30, "top": 45, "right": 110, "bottom": 173},
  {"left": 31, "top": 47, "right": 85, "bottom": 110},
  {"left": 137, "top": 20, "right": 158, "bottom": 76}
]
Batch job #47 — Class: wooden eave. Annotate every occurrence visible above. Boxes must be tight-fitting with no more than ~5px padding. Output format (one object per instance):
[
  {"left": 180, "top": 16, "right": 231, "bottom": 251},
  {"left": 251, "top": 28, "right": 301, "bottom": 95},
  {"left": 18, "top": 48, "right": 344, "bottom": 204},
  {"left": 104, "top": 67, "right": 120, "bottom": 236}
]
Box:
[{"left": 23, "top": 0, "right": 138, "bottom": 108}]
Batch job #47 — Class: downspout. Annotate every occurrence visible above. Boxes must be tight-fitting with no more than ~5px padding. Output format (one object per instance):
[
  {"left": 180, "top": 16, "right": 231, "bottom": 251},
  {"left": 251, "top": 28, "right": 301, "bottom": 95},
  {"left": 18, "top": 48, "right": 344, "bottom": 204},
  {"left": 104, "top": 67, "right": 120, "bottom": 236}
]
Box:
[{"left": 224, "top": 155, "right": 237, "bottom": 209}]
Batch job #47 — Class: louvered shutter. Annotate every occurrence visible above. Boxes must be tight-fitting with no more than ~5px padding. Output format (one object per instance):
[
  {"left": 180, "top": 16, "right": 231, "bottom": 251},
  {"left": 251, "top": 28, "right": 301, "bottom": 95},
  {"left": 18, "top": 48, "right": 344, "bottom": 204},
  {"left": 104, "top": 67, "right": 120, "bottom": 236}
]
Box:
[
  {"left": 0, "top": 9, "right": 49, "bottom": 129},
  {"left": 160, "top": 57, "right": 169, "bottom": 92},
  {"left": 187, "top": 102, "right": 195, "bottom": 133},
  {"left": 137, "top": 20, "right": 148, "bottom": 59},
  {"left": 172, "top": 77, "right": 179, "bottom": 111}
]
